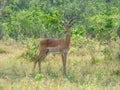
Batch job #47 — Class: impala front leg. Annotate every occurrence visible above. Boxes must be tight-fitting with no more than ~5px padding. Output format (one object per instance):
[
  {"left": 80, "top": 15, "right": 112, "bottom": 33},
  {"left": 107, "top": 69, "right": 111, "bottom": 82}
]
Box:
[
  {"left": 61, "top": 52, "right": 67, "bottom": 76},
  {"left": 38, "top": 60, "right": 42, "bottom": 73}
]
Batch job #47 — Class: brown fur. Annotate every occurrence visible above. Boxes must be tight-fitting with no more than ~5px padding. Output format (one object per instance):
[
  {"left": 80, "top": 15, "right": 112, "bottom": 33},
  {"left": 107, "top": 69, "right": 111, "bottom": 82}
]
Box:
[{"left": 33, "top": 23, "right": 73, "bottom": 75}]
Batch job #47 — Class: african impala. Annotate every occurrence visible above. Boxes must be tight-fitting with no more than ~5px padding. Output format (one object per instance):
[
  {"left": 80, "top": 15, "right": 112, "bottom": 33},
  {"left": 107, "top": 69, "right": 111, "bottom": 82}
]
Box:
[{"left": 33, "top": 18, "right": 75, "bottom": 75}]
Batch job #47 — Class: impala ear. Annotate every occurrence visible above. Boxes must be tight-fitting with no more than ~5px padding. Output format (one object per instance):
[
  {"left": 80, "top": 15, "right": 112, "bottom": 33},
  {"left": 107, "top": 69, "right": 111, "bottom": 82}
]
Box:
[
  {"left": 69, "top": 17, "right": 76, "bottom": 27},
  {"left": 69, "top": 17, "right": 76, "bottom": 24}
]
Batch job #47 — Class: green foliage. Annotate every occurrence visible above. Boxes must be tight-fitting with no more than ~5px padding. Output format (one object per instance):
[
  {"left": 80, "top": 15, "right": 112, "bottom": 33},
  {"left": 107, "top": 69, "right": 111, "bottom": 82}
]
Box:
[
  {"left": 1, "top": 0, "right": 119, "bottom": 41},
  {"left": 91, "top": 58, "right": 101, "bottom": 64},
  {"left": 3, "top": 8, "right": 44, "bottom": 39},
  {"left": 66, "top": 71, "right": 76, "bottom": 83},
  {"left": 3, "top": 5, "right": 62, "bottom": 39},
  {"left": 35, "top": 73, "right": 44, "bottom": 80},
  {"left": 101, "top": 46, "right": 113, "bottom": 60},
  {"left": 50, "top": 72, "right": 59, "bottom": 79},
  {"left": 23, "top": 38, "right": 39, "bottom": 60},
  {"left": 69, "top": 47, "right": 77, "bottom": 54},
  {"left": 101, "top": 47, "right": 112, "bottom": 56}
]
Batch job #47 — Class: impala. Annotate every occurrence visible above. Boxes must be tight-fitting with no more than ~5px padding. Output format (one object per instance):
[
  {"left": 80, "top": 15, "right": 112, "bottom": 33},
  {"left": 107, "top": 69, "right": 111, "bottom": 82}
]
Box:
[{"left": 33, "top": 18, "right": 75, "bottom": 75}]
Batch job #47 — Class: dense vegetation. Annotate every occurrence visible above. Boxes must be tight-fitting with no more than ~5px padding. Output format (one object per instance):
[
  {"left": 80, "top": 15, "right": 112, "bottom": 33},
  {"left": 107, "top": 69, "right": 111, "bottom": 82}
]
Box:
[
  {"left": 0, "top": 0, "right": 120, "bottom": 40},
  {"left": 0, "top": 0, "right": 120, "bottom": 90}
]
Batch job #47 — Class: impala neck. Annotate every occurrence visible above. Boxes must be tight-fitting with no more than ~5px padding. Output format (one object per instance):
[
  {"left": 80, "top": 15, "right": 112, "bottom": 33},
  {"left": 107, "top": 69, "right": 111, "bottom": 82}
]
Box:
[{"left": 65, "top": 31, "right": 71, "bottom": 47}]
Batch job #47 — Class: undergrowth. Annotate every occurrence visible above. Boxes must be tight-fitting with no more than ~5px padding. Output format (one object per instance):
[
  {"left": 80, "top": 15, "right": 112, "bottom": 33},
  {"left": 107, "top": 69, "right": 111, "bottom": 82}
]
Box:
[{"left": 0, "top": 38, "right": 120, "bottom": 90}]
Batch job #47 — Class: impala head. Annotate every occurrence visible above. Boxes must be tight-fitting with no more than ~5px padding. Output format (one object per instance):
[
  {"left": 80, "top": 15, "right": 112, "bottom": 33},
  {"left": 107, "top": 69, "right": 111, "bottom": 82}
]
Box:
[{"left": 62, "top": 17, "right": 75, "bottom": 34}]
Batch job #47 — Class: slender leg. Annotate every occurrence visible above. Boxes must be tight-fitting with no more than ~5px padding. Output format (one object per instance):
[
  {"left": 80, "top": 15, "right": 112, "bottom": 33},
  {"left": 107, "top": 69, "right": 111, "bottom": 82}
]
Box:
[
  {"left": 38, "top": 54, "right": 46, "bottom": 73},
  {"left": 38, "top": 49, "right": 48, "bottom": 73},
  {"left": 64, "top": 53, "right": 67, "bottom": 75},
  {"left": 38, "top": 59, "right": 41, "bottom": 73},
  {"left": 61, "top": 52, "right": 67, "bottom": 76},
  {"left": 33, "top": 56, "right": 39, "bottom": 72}
]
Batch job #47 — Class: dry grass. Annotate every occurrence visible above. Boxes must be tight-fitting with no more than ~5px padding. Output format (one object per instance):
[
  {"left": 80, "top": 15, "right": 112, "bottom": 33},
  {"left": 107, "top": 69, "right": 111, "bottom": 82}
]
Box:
[{"left": 0, "top": 39, "right": 120, "bottom": 90}]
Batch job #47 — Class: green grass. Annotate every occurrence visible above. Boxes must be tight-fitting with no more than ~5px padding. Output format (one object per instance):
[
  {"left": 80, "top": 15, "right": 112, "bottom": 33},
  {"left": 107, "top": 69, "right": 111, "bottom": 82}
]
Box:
[{"left": 0, "top": 39, "right": 120, "bottom": 90}]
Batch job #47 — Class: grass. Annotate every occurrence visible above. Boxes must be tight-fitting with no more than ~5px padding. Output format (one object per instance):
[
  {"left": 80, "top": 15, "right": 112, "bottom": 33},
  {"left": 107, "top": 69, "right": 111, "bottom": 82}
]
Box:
[{"left": 0, "top": 38, "right": 120, "bottom": 90}]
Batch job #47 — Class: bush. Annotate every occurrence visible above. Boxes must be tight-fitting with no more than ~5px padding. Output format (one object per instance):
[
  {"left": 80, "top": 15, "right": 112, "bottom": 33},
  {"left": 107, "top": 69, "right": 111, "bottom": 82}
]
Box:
[
  {"left": 23, "top": 38, "right": 39, "bottom": 61},
  {"left": 35, "top": 73, "right": 44, "bottom": 80}
]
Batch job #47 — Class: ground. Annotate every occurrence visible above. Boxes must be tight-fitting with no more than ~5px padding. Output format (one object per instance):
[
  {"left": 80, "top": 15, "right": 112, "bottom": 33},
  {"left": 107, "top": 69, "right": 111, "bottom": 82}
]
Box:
[{"left": 0, "top": 38, "right": 120, "bottom": 90}]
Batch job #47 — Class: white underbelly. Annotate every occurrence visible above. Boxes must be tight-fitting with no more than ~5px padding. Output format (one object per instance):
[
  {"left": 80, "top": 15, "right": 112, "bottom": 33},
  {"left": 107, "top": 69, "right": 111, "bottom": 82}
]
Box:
[
  {"left": 47, "top": 46, "right": 68, "bottom": 54},
  {"left": 50, "top": 52, "right": 61, "bottom": 54},
  {"left": 47, "top": 46, "right": 61, "bottom": 54}
]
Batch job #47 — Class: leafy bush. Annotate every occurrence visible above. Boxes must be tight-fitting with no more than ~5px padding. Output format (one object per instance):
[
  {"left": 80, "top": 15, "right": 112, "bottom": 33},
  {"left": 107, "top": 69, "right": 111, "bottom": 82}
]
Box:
[
  {"left": 35, "top": 73, "right": 44, "bottom": 80},
  {"left": 23, "top": 38, "right": 39, "bottom": 61},
  {"left": 2, "top": 0, "right": 119, "bottom": 42}
]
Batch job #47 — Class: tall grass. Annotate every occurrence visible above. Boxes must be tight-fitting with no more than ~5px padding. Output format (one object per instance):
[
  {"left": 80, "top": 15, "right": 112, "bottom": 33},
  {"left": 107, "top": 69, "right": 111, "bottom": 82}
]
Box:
[{"left": 0, "top": 38, "right": 120, "bottom": 90}]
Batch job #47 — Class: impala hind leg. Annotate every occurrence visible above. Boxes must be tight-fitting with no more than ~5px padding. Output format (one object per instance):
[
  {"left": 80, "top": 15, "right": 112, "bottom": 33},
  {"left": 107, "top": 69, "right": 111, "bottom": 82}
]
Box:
[
  {"left": 38, "top": 55, "right": 45, "bottom": 73},
  {"left": 38, "top": 49, "right": 49, "bottom": 73},
  {"left": 33, "top": 56, "right": 39, "bottom": 72}
]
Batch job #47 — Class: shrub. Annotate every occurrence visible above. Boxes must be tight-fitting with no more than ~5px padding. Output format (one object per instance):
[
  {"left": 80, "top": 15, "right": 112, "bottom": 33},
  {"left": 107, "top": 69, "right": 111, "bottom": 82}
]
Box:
[
  {"left": 35, "top": 73, "right": 44, "bottom": 80},
  {"left": 23, "top": 38, "right": 39, "bottom": 61}
]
